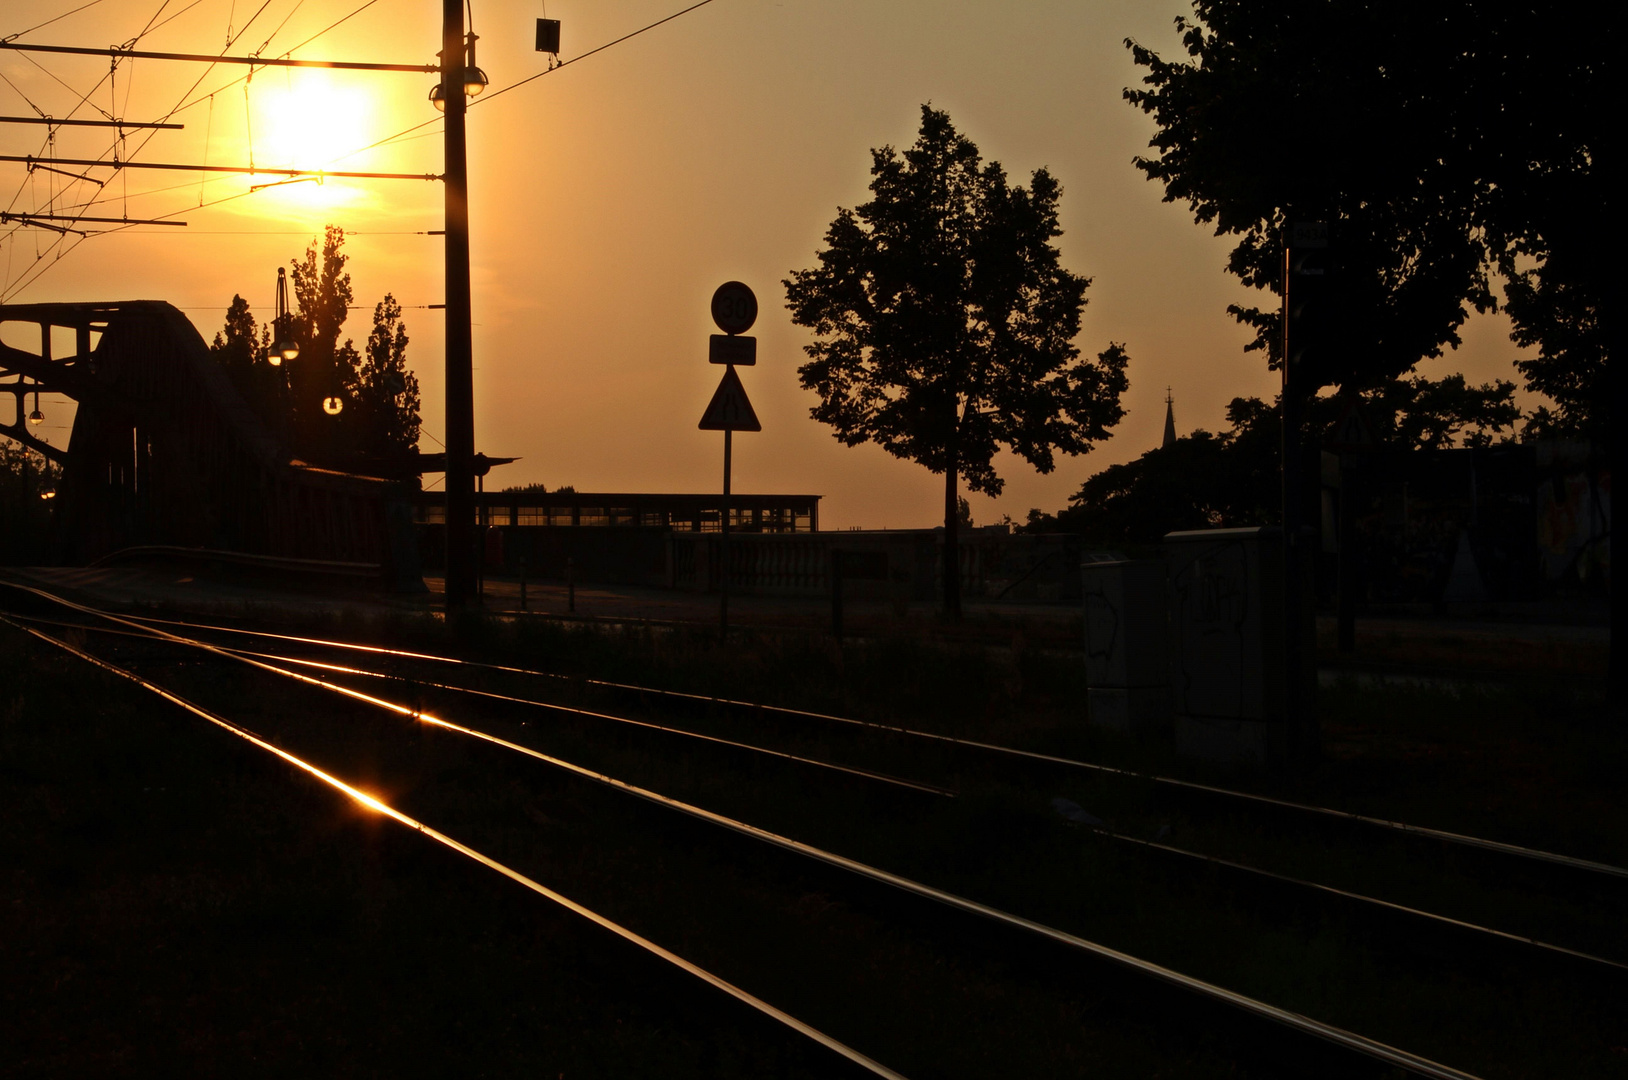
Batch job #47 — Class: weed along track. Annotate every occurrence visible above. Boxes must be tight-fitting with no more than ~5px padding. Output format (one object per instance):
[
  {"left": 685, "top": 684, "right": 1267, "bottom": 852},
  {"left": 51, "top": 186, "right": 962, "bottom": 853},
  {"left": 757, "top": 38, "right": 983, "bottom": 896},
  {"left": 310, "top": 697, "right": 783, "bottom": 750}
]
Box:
[{"left": 3, "top": 583, "right": 1624, "bottom": 1079}]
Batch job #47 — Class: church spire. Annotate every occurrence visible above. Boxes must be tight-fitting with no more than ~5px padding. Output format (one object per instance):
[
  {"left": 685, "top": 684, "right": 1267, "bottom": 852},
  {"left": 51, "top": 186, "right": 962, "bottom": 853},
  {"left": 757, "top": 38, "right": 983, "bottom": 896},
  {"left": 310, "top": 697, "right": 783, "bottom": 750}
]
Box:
[{"left": 1161, "top": 386, "right": 1177, "bottom": 449}]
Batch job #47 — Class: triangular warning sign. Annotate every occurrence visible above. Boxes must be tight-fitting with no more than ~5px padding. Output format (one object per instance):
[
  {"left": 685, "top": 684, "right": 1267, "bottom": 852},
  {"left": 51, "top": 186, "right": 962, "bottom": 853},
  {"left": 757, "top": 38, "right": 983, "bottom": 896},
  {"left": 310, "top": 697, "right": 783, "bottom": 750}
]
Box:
[
  {"left": 698, "top": 365, "right": 761, "bottom": 431},
  {"left": 1328, "top": 395, "right": 1377, "bottom": 450}
]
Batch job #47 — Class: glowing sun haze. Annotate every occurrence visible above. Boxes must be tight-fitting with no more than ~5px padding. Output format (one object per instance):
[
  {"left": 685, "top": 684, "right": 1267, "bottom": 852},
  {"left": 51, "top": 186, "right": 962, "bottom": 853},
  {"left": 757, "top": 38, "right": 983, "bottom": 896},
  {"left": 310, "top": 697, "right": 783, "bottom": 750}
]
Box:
[{"left": 1, "top": 0, "right": 1528, "bottom": 528}]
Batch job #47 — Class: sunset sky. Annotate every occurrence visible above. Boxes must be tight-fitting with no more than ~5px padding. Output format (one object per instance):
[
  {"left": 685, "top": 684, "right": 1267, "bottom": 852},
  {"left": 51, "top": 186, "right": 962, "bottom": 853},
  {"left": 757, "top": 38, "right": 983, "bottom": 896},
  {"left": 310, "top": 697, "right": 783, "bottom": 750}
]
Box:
[{"left": 2, "top": 0, "right": 1530, "bottom": 528}]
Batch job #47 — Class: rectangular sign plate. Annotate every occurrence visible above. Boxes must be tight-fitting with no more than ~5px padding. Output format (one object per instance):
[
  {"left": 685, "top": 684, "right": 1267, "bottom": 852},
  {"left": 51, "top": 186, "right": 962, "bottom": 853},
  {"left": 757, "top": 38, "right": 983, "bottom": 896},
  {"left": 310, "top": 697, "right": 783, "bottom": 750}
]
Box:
[{"left": 709, "top": 334, "right": 756, "bottom": 366}]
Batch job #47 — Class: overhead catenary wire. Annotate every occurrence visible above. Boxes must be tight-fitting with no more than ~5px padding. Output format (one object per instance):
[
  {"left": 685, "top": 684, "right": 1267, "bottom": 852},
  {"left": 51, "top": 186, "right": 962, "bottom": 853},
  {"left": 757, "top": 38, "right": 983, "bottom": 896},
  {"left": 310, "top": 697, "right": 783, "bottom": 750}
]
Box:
[
  {"left": 0, "top": 0, "right": 214, "bottom": 295},
  {"left": 0, "top": 0, "right": 337, "bottom": 296},
  {"left": 1, "top": 0, "right": 726, "bottom": 296},
  {"left": 0, "top": 588, "right": 1493, "bottom": 1080},
  {"left": 0, "top": 613, "right": 912, "bottom": 1080},
  {"left": 2, "top": 0, "right": 109, "bottom": 44}
]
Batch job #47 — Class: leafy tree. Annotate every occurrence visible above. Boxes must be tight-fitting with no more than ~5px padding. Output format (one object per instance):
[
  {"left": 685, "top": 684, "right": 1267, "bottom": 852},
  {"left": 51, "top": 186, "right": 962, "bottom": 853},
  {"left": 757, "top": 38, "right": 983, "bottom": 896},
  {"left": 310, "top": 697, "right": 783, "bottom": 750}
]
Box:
[
  {"left": 1123, "top": 2, "right": 1608, "bottom": 429},
  {"left": 1358, "top": 374, "right": 1520, "bottom": 450},
  {"left": 208, "top": 227, "right": 420, "bottom": 469},
  {"left": 785, "top": 105, "right": 1129, "bottom": 614},
  {"left": 354, "top": 294, "right": 421, "bottom": 460},
  {"left": 1506, "top": 267, "right": 1605, "bottom": 440},
  {"left": 0, "top": 442, "right": 61, "bottom": 564},
  {"left": 1028, "top": 374, "right": 1519, "bottom": 545},
  {"left": 287, "top": 225, "right": 360, "bottom": 456},
  {"left": 209, "top": 295, "right": 286, "bottom": 441}
]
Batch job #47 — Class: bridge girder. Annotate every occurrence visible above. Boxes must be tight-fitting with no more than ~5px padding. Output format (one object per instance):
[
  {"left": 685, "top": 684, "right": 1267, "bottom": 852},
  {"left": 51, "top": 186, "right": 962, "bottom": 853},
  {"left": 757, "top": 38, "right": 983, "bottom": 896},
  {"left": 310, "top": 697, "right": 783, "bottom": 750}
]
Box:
[{"left": 0, "top": 300, "right": 419, "bottom": 584}]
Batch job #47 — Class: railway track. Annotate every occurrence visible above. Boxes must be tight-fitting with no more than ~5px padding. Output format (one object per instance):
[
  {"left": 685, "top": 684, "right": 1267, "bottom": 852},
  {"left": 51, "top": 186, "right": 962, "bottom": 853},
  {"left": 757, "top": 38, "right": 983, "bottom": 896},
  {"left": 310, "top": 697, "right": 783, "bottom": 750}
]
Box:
[
  {"left": 95, "top": 607, "right": 1628, "bottom": 884},
  {"left": 3, "top": 581, "right": 1622, "bottom": 1078},
  {"left": 54, "top": 598, "right": 1626, "bottom": 967}
]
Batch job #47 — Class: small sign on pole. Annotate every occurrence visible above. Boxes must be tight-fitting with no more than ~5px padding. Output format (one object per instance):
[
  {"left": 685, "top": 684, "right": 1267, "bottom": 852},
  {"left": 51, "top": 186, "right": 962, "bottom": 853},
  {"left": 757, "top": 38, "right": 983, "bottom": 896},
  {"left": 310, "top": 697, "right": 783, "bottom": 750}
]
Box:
[
  {"left": 710, "top": 281, "right": 757, "bottom": 335},
  {"left": 700, "top": 281, "right": 761, "bottom": 639},
  {"left": 709, "top": 333, "right": 756, "bottom": 366},
  {"left": 698, "top": 365, "right": 761, "bottom": 432}
]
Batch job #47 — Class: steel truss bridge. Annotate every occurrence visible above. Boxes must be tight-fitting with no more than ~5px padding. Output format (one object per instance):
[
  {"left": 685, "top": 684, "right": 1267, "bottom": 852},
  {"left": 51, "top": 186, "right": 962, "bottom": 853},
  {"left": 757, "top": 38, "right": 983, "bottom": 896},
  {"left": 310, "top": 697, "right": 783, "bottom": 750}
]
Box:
[{"left": 1, "top": 300, "right": 419, "bottom": 585}]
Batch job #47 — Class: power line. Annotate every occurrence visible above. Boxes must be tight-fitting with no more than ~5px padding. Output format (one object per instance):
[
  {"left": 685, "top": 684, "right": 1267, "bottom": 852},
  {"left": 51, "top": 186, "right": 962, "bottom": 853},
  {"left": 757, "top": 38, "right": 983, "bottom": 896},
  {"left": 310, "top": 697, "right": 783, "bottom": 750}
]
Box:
[
  {"left": 0, "top": 40, "right": 436, "bottom": 73},
  {"left": 1, "top": 0, "right": 108, "bottom": 44},
  {"left": 0, "top": 115, "right": 183, "bottom": 128},
  {"left": 106, "top": 229, "right": 442, "bottom": 235},
  {"left": 3, "top": 211, "right": 185, "bottom": 226},
  {"left": 323, "top": 0, "right": 726, "bottom": 169},
  {"left": 0, "top": 154, "right": 442, "bottom": 180},
  {"left": 0, "top": 0, "right": 194, "bottom": 292},
  {"left": 1, "top": 0, "right": 726, "bottom": 299},
  {"left": 476, "top": 0, "right": 720, "bottom": 109}
]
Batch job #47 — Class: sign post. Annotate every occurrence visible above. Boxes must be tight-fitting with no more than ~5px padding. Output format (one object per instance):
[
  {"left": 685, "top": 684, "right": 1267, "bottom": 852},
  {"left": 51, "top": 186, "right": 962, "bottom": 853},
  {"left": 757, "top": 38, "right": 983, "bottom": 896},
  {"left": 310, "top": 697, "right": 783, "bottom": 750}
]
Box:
[{"left": 699, "top": 281, "right": 761, "bottom": 638}]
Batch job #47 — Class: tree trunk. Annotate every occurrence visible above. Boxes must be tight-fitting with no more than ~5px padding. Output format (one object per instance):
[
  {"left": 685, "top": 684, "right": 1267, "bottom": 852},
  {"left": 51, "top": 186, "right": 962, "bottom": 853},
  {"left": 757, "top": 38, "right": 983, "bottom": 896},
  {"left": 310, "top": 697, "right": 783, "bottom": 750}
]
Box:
[{"left": 942, "top": 461, "right": 962, "bottom": 618}]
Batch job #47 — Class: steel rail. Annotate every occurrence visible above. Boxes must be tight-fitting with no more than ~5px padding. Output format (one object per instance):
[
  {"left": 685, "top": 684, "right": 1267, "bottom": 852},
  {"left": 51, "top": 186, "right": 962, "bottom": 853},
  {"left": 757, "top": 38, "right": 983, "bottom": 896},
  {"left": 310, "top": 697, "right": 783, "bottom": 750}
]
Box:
[
  {"left": 205, "top": 645, "right": 1628, "bottom": 975},
  {"left": 0, "top": 41, "right": 437, "bottom": 73},
  {"left": 107, "top": 606, "right": 1628, "bottom": 883},
  {"left": 2, "top": 610, "right": 950, "bottom": 799},
  {"left": 11, "top": 610, "right": 1623, "bottom": 975},
  {"left": 222, "top": 646, "right": 956, "bottom": 798},
  {"left": 0, "top": 614, "right": 911, "bottom": 1080},
  {"left": 1100, "top": 828, "right": 1627, "bottom": 973},
  {"left": 0, "top": 594, "right": 1493, "bottom": 1078}
]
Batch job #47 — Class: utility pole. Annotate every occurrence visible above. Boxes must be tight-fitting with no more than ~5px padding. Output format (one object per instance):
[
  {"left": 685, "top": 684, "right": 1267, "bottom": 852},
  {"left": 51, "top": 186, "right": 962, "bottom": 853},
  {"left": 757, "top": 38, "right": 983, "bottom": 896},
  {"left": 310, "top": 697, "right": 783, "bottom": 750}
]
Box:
[
  {"left": 441, "top": 0, "right": 476, "bottom": 610},
  {"left": 1282, "top": 220, "right": 1331, "bottom": 765}
]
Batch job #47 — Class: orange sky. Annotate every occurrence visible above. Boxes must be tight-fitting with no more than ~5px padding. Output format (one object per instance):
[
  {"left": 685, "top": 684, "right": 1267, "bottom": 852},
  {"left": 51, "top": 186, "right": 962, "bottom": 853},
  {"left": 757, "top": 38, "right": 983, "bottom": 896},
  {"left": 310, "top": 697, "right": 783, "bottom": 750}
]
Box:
[{"left": 1, "top": 0, "right": 1531, "bottom": 529}]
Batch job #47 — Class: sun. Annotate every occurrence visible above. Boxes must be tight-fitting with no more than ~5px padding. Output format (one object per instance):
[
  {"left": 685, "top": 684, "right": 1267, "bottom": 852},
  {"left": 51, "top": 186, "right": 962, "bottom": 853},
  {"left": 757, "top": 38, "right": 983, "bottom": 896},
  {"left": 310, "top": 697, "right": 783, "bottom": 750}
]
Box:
[
  {"left": 247, "top": 71, "right": 377, "bottom": 211},
  {"left": 258, "top": 72, "right": 372, "bottom": 171}
]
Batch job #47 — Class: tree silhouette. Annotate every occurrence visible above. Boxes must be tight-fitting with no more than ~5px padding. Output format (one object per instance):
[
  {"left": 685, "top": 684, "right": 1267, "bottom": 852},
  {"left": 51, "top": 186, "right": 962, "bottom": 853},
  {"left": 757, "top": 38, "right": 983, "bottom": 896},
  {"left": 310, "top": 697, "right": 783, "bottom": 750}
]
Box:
[
  {"left": 1027, "top": 374, "right": 1521, "bottom": 545},
  {"left": 208, "top": 227, "right": 420, "bottom": 469},
  {"left": 288, "top": 225, "right": 360, "bottom": 457},
  {"left": 1124, "top": 1, "right": 1607, "bottom": 427},
  {"left": 209, "top": 295, "right": 287, "bottom": 443},
  {"left": 786, "top": 105, "right": 1129, "bottom": 615},
  {"left": 0, "top": 442, "right": 62, "bottom": 564},
  {"left": 355, "top": 294, "right": 421, "bottom": 460}
]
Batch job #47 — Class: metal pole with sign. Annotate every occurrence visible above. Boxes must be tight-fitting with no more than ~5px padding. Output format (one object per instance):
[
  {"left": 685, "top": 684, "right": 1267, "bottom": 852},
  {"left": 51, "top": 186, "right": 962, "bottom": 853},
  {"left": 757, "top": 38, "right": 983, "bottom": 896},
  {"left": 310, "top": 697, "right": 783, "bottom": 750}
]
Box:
[{"left": 699, "top": 281, "right": 761, "bottom": 638}]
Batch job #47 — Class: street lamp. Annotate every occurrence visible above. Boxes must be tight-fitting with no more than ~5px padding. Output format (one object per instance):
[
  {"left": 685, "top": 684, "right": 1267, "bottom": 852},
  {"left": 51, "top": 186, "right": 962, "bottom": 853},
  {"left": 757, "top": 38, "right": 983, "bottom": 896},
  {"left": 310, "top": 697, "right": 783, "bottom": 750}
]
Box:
[
  {"left": 323, "top": 396, "right": 344, "bottom": 416},
  {"left": 27, "top": 389, "right": 43, "bottom": 425},
  {"left": 270, "top": 266, "right": 299, "bottom": 364},
  {"left": 463, "top": 35, "right": 489, "bottom": 98},
  {"left": 428, "top": 34, "right": 487, "bottom": 111}
]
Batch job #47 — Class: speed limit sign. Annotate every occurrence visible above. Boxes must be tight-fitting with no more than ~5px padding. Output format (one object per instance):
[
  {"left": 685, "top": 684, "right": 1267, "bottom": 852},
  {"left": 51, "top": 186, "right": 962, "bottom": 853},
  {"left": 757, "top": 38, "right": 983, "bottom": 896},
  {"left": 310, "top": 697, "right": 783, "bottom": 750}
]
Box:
[{"left": 710, "top": 281, "right": 757, "bottom": 335}]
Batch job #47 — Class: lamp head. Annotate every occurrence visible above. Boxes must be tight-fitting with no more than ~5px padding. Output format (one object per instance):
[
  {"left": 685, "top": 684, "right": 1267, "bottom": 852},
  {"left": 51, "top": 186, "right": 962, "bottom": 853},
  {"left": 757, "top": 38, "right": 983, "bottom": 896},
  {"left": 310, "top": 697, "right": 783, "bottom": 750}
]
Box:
[{"left": 323, "top": 396, "right": 344, "bottom": 416}]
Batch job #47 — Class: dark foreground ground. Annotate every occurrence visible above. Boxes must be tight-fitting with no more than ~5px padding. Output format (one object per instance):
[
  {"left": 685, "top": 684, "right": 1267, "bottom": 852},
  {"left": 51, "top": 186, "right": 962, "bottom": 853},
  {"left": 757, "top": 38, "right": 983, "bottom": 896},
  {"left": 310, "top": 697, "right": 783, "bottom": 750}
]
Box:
[{"left": 0, "top": 570, "right": 1619, "bottom": 1078}]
